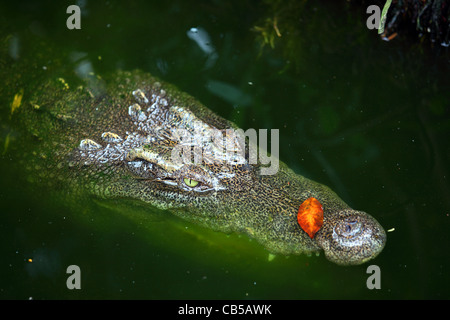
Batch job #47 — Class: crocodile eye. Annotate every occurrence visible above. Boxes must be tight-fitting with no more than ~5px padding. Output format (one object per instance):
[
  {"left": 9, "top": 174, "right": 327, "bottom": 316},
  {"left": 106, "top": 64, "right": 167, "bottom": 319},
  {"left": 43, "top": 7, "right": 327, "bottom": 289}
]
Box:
[{"left": 183, "top": 178, "right": 199, "bottom": 187}]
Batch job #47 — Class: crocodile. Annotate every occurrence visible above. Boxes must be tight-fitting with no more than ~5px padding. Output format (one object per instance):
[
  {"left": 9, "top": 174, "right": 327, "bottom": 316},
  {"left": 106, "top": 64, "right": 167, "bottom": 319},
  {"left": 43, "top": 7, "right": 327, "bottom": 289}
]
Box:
[{"left": 11, "top": 69, "right": 386, "bottom": 266}]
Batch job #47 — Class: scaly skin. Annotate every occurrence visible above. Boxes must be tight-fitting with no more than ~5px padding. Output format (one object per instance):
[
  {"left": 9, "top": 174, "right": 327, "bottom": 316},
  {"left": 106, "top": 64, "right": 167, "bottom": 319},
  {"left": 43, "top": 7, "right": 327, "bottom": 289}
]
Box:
[{"left": 14, "top": 69, "right": 386, "bottom": 265}]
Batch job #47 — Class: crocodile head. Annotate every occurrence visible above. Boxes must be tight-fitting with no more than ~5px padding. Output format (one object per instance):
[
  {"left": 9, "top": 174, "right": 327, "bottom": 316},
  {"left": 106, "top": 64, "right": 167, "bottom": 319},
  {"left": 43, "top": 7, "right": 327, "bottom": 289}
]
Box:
[{"left": 55, "top": 71, "right": 386, "bottom": 265}]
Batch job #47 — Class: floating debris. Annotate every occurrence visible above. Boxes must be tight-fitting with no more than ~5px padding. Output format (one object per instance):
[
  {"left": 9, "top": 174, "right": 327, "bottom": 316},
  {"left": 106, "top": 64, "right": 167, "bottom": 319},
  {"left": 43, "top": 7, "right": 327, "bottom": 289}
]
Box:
[{"left": 11, "top": 89, "right": 24, "bottom": 114}]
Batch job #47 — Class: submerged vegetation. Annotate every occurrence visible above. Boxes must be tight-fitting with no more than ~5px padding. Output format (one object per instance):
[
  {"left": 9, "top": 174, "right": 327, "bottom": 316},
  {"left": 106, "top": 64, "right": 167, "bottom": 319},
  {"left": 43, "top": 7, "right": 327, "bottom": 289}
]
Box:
[
  {"left": 253, "top": 0, "right": 449, "bottom": 50},
  {"left": 360, "top": 0, "right": 449, "bottom": 46}
]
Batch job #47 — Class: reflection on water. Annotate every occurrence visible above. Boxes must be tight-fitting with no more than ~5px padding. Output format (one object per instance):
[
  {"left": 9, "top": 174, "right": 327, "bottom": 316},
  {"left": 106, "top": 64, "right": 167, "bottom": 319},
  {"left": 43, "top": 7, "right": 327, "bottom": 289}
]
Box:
[{"left": 187, "top": 27, "right": 218, "bottom": 69}]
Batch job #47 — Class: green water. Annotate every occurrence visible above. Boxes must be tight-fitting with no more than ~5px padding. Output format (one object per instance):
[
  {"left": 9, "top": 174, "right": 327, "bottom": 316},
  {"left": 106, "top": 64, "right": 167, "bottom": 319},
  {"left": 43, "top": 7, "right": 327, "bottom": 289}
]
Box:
[{"left": 0, "top": 0, "right": 449, "bottom": 299}]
